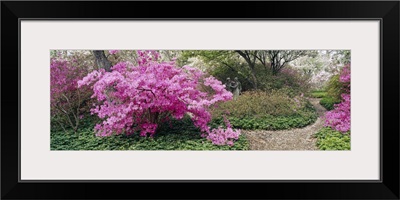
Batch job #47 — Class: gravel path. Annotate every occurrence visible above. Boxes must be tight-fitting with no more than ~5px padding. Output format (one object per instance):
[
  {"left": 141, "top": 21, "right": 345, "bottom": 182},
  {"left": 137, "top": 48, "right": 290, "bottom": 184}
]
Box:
[{"left": 242, "top": 98, "right": 326, "bottom": 150}]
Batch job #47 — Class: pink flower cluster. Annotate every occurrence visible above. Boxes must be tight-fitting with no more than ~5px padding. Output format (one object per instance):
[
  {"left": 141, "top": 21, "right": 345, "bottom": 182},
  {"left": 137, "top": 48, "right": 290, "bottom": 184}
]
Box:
[
  {"left": 137, "top": 50, "right": 160, "bottom": 65},
  {"left": 339, "top": 64, "right": 350, "bottom": 83},
  {"left": 50, "top": 58, "right": 88, "bottom": 105},
  {"left": 78, "top": 50, "right": 233, "bottom": 138},
  {"left": 324, "top": 64, "right": 351, "bottom": 133},
  {"left": 207, "top": 116, "right": 241, "bottom": 146},
  {"left": 324, "top": 93, "right": 350, "bottom": 133}
]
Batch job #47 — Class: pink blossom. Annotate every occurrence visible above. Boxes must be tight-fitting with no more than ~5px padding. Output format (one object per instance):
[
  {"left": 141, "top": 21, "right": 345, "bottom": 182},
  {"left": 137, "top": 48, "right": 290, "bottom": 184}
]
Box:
[
  {"left": 325, "top": 94, "right": 350, "bottom": 133},
  {"left": 206, "top": 116, "right": 240, "bottom": 146},
  {"left": 207, "top": 126, "right": 241, "bottom": 146},
  {"left": 51, "top": 58, "right": 91, "bottom": 107},
  {"left": 324, "top": 64, "right": 351, "bottom": 133},
  {"left": 79, "top": 51, "right": 234, "bottom": 140}
]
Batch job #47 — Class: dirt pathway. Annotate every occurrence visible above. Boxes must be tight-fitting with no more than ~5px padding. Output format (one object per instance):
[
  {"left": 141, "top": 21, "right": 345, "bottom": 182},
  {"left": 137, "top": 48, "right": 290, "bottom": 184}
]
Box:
[{"left": 242, "top": 98, "right": 326, "bottom": 150}]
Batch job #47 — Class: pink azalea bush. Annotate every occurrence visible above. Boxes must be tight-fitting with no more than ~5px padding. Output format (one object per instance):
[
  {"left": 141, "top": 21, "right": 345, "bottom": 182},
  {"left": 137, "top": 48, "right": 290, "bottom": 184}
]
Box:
[
  {"left": 324, "top": 93, "right": 350, "bottom": 132},
  {"left": 324, "top": 64, "right": 351, "bottom": 133},
  {"left": 51, "top": 59, "right": 79, "bottom": 104},
  {"left": 51, "top": 58, "right": 92, "bottom": 132},
  {"left": 78, "top": 50, "right": 239, "bottom": 145}
]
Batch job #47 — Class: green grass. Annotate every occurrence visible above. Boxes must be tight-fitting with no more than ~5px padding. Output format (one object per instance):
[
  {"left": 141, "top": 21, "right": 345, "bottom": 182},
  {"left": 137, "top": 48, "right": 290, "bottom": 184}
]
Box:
[
  {"left": 315, "top": 127, "right": 351, "bottom": 150},
  {"left": 310, "top": 90, "right": 328, "bottom": 98},
  {"left": 51, "top": 118, "right": 249, "bottom": 151}
]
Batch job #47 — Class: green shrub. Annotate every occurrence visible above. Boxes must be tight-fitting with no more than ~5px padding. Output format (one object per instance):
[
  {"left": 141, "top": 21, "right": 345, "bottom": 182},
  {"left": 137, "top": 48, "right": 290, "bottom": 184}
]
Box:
[
  {"left": 211, "top": 90, "right": 318, "bottom": 130},
  {"left": 319, "top": 97, "right": 341, "bottom": 111},
  {"left": 325, "top": 74, "right": 344, "bottom": 102},
  {"left": 51, "top": 118, "right": 249, "bottom": 151},
  {"left": 315, "top": 127, "right": 350, "bottom": 150},
  {"left": 318, "top": 75, "right": 344, "bottom": 111},
  {"left": 212, "top": 90, "right": 303, "bottom": 118}
]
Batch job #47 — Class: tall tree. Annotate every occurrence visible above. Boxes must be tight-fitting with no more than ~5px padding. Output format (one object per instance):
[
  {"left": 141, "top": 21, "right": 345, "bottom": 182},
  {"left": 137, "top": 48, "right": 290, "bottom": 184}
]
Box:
[
  {"left": 234, "top": 50, "right": 259, "bottom": 89},
  {"left": 93, "top": 50, "right": 112, "bottom": 72},
  {"left": 266, "top": 50, "right": 308, "bottom": 75},
  {"left": 179, "top": 50, "right": 258, "bottom": 89}
]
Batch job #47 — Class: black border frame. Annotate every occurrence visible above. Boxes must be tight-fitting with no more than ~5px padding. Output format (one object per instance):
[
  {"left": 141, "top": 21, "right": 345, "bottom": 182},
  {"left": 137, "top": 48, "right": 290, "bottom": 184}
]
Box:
[
  {"left": 2, "top": 1, "right": 399, "bottom": 199},
  {"left": 16, "top": 18, "right": 382, "bottom": 184}
]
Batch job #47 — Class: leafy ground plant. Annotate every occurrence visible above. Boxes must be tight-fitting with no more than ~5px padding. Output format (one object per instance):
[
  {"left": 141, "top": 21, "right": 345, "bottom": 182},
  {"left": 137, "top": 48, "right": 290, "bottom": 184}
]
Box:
[
  {"left": 314, "top": 127, "right": 350, "bottom": 150},
  {"left": 51, "top": 117, "right": 249, "bottom": 150}
]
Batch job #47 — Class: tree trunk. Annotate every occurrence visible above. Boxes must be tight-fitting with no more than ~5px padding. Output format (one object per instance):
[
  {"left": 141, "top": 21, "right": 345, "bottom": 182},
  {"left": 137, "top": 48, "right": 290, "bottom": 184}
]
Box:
[
  {"left": 93, "top": 50, "right": 112, "bottom": 72},
  {"left": 271, "top": 58, "right": 279, "bottom": 76},
  {"left": 249, "top": 64, "right": 258, "bottom": 89},
  {"left": 250, "top": 71, "right": 258, "bottom": 89}
]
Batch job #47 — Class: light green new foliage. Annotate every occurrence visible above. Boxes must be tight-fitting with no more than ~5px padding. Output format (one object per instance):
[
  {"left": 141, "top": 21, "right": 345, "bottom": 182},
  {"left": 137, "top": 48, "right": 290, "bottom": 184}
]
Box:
[{"left": 315, "top": 127, "right": 350, "bottom": 150}]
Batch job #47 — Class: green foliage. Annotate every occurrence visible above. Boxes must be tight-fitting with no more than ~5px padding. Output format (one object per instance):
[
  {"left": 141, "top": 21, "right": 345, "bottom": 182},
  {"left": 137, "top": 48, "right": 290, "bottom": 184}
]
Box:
[
  {"left": 310, "top": 90, "right": 327, "bottom": 98},
  {"left": 315, "top": 127, "right": 351, "bottom": 150},
  {"left": 51, "top": 114, "right": 100, "bottom": 132},
  {"left": 212, "top": 113, "right": 317, "bottom": 131},
  {"left": 179, "top": 50, "right": 312, "bottom": 94},
  {"left": 209, "top": 62, "right": 254, "bottom": 92},
  {"left": 325, "top": 74, "right": 344, "bottom": 102},
  {"left": 319, "top": 97, "right": 341, "bottom": 111},
  {"left": 212, "top": 90, "right": 309, "bottom": 117},
  {"left": 211, "top": 90, "right": 318, "bottom": 130},
  {"left": 258, "top": 67, "right": 311, "bottom": 96},
  {"left": 319, "top": 74, "right": 345, "bottom": 110},
  {"left": 51, "top": 118, "right": 249, "bottom": 150}
]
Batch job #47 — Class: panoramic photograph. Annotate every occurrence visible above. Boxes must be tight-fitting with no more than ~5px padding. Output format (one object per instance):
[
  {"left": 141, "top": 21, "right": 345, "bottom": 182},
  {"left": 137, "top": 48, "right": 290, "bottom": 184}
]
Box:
[{"left": 50, "top": 50, "right": 351, "bottom": 150}]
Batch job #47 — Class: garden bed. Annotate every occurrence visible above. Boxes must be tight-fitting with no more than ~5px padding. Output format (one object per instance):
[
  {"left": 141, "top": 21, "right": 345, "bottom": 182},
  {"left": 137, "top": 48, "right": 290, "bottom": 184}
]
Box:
[{"left": 51, "top": 118, "right": 249, "bottom": 150}]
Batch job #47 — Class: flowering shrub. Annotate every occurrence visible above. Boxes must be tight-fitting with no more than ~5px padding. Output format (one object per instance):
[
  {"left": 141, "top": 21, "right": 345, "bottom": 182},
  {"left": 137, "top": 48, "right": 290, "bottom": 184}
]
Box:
[
  {"left": 78, "top": 50, "right": 235, "bottom": 140},
  {"left": 51, "top": 58, "right": 93, "bottom": 132},
  {"left": 51, "top": 59, "right": 82, "bottom": 103},
  {"left": 324, "top": 94, "right": 350, "bottom": 132},
  {"left": 324, "top": 64, "right": 351, "bottom": 133},
  {"left": 207, "top": 116, "right": 241, "bottom": 146}
]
